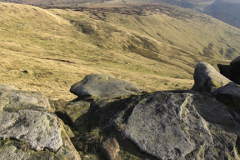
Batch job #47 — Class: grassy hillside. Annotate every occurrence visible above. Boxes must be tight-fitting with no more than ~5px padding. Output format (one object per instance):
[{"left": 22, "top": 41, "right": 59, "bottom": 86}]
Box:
[{"left": 1, "top": 2, "right": 239, "bottom": 100}]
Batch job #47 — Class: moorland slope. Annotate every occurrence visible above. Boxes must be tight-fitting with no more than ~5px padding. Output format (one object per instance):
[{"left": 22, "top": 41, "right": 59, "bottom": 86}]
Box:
[{"left": 1, "top": 2, "right": 240, "bottom": 100}]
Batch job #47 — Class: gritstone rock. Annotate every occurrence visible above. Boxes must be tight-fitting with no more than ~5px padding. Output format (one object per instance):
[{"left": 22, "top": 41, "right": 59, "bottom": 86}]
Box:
[
  {"left": 0, "top": 85, "right": 81, "bottom": 160},
  {"left": 0, "top": 83, "right": 16, "bottom": 92},
  {"left": 70, "top": 74, "right": 143, "bottom": 98},
  {"left": 218, "top": 56, "right": 240, "bottom": 85},
  {"left": 211, "top": 82, "right": 240, "bottom": 115},
  {"left": 230, "top": 56, "right": 240, "bottom": 84},
  {"left": 0, "top": 90, "right": 52, "bottom": 112},
  {"left": 123, "top": 92, "right": 240, "bottom": 160},
  {"left": 0, "top": 110, "right": 62, "bottom": 151},
  {"left": 192, "top": 62, "right": 231, "bottom": 92}
]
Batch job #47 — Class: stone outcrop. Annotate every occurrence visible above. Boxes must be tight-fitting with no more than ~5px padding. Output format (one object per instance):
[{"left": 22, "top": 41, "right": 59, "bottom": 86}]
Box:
[
  {"left": 2, "top": 68, "right": 240, "bottom": 160},
  {"left": 0, "top": 84, "right": 81, "bottom": 160},
  {"left": 122, "top": 92, "right": 240, "bottom": 160},
  {"left": 0, "top": 83, "right": 16, "bottom": 92},
  {"left": 0, "top": 110, "right": 62, "bottom": 151},
  {"left": 218, "top": 56, "right": 240, "bottom": 85},
  {"left": 192, "top": 62, "right": 231, "bottom": 92},
  {"left": 211, "top": 82, "right": 240, "bottom": 115},
  {"left": 0, "top": 90, "right": 52, "bottom": 112},
  {"left": 230, "top": 56, "right": 240, "bottom": 84},
  {"left": 70, "top": 74, "right": 143, "bottom": 99}
]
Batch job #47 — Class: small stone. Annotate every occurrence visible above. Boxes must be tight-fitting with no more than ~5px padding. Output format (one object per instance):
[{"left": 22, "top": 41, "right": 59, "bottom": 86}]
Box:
[{"left": 101, "top": 137, "right": 120, "bottom": 160}]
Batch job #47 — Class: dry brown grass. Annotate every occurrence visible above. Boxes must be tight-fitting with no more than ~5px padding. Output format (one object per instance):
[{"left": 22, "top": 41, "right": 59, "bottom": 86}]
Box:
[{"left": 0, "top": 2, "right": 236, "bottom": 100}]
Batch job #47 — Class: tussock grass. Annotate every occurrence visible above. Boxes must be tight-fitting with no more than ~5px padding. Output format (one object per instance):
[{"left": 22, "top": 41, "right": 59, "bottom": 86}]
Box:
[{"left": 0, "top": 2, "right": 238, "bottom": 100}]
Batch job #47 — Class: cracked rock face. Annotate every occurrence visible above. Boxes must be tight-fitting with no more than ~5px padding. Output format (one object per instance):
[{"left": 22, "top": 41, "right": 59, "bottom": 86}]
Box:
[
  {"left": 123, "top": 92, "right": 240, "bottom": 160},
  {"left": 0, "top": 110, "right": 62, "bottom": 151}
]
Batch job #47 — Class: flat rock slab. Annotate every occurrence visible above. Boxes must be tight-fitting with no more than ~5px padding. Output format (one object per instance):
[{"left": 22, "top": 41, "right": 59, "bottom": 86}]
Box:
[
  {"left": 0, "top": 110, "right": 62, "bottom": 151},
  {"left": 123, "top": 92, "right": 239, "bottom": 160},
  {"left": 70, "top": 74, "right": 143, "bottom": 98},
  {"left": 192, "top": 62, "right": 231, "bottom": 92}
]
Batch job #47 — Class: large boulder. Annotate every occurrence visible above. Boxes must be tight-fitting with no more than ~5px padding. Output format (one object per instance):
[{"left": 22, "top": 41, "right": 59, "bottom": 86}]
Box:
[
  {"left": 0, "top": 84, "right": 81, "bottom": 160},
  {"left": 121, "top": 92, "right": 240, "bottom": 159},
  {"left": 192, "top": 62, "right": 231, "bottom": 92},
  {"left": 218, "top": 56, "right": 240, "bottom": 85},
  {"left": 211, "top": 82, "right": 240, "bottom": 115},
  {"left": 217, "top": 64, "right": 231, "bottom": 79},
  {"left": 70, "top": 74, "right": 143, "bottom": 99},
  {"left": 67, "top": 84, "right": 240, "bottom": 159},
  {"left": 230, "top": 56, "right": 240, "bottom": 84}
]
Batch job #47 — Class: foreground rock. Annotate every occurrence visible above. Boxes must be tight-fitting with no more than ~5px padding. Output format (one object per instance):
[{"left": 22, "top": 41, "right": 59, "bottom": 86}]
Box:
[
  {"left": 106, "top": 91, "right": 240, "bottom": 160},
  {"left": 211, "top": 82, "right": 240, "bottom": 115},
  {"left": 70, "top": 74, "right": 143, "bottom": 99},
  {"left": 0, "top": 84, "right": 80, "bottom": 160},
  {"left": 192, "top": 62, "right": 231, "bottom": 92},
  {"left": 218, "top": 56, "right": 240, "bottom": 85}
]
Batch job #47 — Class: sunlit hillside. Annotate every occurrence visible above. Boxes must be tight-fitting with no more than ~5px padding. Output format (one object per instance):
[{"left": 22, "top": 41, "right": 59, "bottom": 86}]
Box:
[{"left": 1, "top": 2, "right": 240, "bottom": 100}]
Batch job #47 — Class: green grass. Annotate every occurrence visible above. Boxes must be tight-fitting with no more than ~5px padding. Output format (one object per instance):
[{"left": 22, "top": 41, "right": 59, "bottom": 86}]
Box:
[{"left": 0, "top": 2, "right": 238, "bottom": 101}]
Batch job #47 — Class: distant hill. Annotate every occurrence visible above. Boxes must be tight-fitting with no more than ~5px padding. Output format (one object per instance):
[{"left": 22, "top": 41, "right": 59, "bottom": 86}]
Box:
[
  {"left": 123, "top": 0, "right": 215, "bottom": 11},
  {"left": 203, "top": 0, "right": 240, "bottom": 29},
  {"left": 2, "top": 0, "right": 240, "bottom": 30},
  {"left": 1, "top": 2, "right": 240, "bottom": 100}
]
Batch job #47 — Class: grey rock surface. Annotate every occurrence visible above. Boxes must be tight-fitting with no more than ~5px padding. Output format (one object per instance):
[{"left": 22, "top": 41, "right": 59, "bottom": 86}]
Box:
[
  {"left": 0, "top": 110, "right": 62, "bottom": 151},
  {"left": 211, "top": 82, "right": 240, "bottom": 116},
  {"left": 0, "top": 85, "right": 81, "bottom": 160},
  {"left": 70, "top": 74, "right": 143, "bottom": 98},
  {"left": 211, "top": 82, "right": 240, "bottom": 98},
  {"left": 218, "top": 56, "right": 240, "bottom": 85},
  {"left": 218, "top": 64, "right": 231, "bottom": 80},
  {"left": 0, "top": 83, "right": 15, "bottom": 92},
  {"left": 123, "top": 92, "right": 240, "bottom": 160},
  {"left": 230, "top": 56, "right": 240, "bottom": 84},
  {"left": 0, "top": 90, "right": 51, "bottom": 111},
  {"left": 65, "top": 101, "right": 91, "bottom": 124},
  {"left": 192, "top": 62, "right": 231, "bottom": 92},
  {"left": 0, "top": 145, "right": 30, "bottom": 160}
]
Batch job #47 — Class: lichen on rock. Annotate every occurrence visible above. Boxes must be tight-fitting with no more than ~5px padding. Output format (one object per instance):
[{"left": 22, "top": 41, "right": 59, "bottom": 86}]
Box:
[
  {"left": 0, "top": 85, "right": 81, "bottom": 160},
  {"left": 0, "top": 110, "right": 62, "bottom": 151},
  {"left": 122, "top": 91, "right": 240, "bottom": 160}
]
